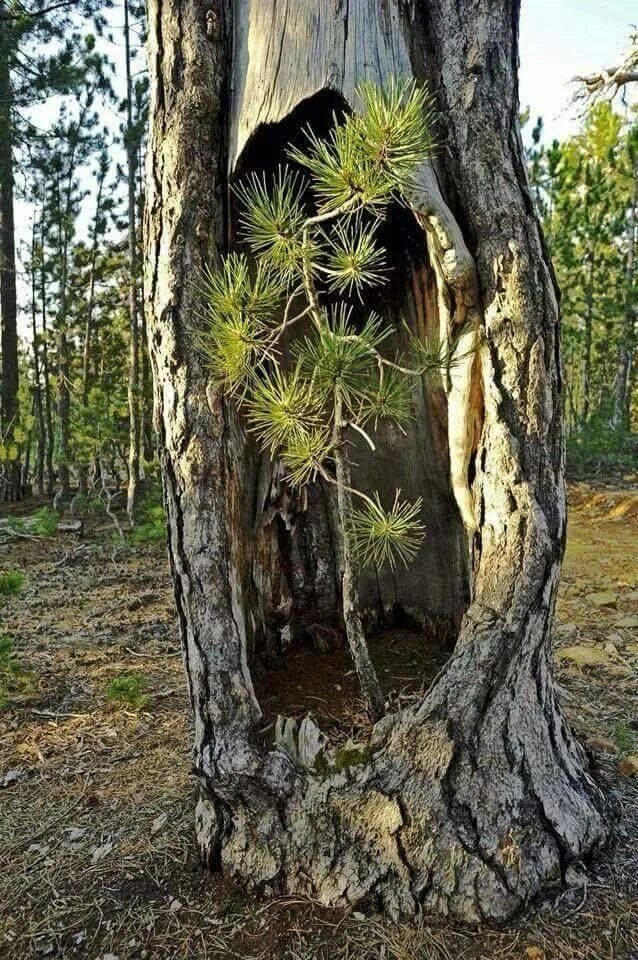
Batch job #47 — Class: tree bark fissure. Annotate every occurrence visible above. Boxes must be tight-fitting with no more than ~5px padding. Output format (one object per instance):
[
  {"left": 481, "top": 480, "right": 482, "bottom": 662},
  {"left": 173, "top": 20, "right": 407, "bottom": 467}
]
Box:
[{"left": 145, "top": 0, "right": 610, "bottom": 923}]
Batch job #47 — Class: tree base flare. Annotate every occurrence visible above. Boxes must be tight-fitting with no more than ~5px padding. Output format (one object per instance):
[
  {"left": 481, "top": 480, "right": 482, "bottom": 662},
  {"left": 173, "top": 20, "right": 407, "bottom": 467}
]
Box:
[{"left": 195, "top": 661, "right": 609, "bottom": 923}]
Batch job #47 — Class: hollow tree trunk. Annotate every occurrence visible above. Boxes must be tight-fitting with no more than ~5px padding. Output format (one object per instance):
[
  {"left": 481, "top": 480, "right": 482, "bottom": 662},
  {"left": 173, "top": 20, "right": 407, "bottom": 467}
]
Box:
[{"left": 145, "top": 0, "right": 608, "bottom": 922}]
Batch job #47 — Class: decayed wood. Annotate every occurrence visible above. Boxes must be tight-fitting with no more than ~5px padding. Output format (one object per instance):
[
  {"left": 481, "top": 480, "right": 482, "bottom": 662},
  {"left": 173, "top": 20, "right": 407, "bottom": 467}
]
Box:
[
  {"left": 231, "top": 0, "right": 481, "bottom": 536},
  {"left": 145, "top": 0, "right": 610, "bottom": 923},
  {"left": 231, "top": 0, "right": 469, "bottom": 625}
]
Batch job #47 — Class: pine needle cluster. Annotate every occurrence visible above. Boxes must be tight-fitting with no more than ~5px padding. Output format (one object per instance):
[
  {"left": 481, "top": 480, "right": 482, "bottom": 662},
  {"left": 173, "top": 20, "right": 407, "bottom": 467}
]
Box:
[{"left": 198, "top": 78, "right": 458, "bottom": 572}]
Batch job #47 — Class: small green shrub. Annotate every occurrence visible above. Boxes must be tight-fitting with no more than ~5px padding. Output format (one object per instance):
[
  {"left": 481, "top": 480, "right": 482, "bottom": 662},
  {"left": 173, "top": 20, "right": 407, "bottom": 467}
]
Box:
[
  {"left": 0, "top": 571, "right": 24, "bottom": 597},
  {"left": 0, "top": 636, "right": 34, "bottom": 709},
  {"left": 106, "top": 673, "right": 149, "bottom": 709},
  {"left": 129, "top": 504, "right": 166, "bottom": 545},
  {"left": 29, "top": 507, "right": 59, "bottom": 536},
  {"left": 614, "top": 721, "right": 636, "bottom": 754},
  {"left": 127, "top": 488, "right": 166, "bottom": 545},
  {"left": 566, "top": 425, "right": 638, "bottom": 480}
]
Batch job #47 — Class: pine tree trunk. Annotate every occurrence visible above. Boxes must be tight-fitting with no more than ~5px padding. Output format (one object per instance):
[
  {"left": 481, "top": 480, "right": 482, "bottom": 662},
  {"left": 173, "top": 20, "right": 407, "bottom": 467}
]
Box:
[
  {"left": 31, "top": 223, "right": 46, "bottom": 497},
  {"left": 0, "top": 0, "right": 21, "bottom": 502},
  {"left": 39, "top": 212, "right": 55, "bottom": 498},
  {"left": 124, "top": 0, "right": 142, "bottom": 524},
  {"left": 145, "top": 0, "right": 609, "bottom": 922},
  {"left": 582, "top": 251, "right": 595, "bottom": 426},
  {"left": 613, "top": 159, "right": 636, "bottom": 429}
]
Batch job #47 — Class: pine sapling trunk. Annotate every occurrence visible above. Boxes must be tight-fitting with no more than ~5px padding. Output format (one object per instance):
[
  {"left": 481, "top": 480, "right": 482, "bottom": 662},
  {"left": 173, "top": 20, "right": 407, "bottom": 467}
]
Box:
[{"left": 333, "top": 391, "right": 384, "bottom": 722}]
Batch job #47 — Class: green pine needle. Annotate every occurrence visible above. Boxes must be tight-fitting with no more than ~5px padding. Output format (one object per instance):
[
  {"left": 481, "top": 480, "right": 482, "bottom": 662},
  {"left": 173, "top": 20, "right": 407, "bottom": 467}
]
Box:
[
  {"left": 350, "top": 491, "right": 425, "bottom": 570},
  {"left": 198, "top": 253, "right": 285, "bottom": 322},
  {"left": 319, "top": 215, "right": 387, "bottom": 297},
  {"left": 359, "top": 367, "right": 414, "bottom": 429},
  {"left": 245, "top": 366, "right": 321, "bottom": 454},
  {"left": 282, "top": 427, "right": 332, "bottom": 487},
  {"left": 288, "top": 116, "right": 392, "bottom": 213},
  {"left": 296, "top": 306, "right": 391, "bottom": 411},
  {"left": 289, "top": 78, "right": 436, "bottom": 214},
  {"left": 197, "top": 313, "right": 266, "bottom": 395},
  {"left": 234, "top": 167, "right": 313, "bottom": 278},
  {"left": 405, "top": 325, "right": 476, "bottom": 379},
  {"left": 354, "top": 77, "right": 437, "bottom": 195}
]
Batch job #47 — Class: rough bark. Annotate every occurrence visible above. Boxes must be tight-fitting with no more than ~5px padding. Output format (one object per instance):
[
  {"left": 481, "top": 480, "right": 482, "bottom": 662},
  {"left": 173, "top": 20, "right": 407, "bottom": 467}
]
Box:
[
  {"left": 81, "top": 158, "right": 106, "bottom": 409},
  {"left": 145, "top": 0, "right": 609, "bottom": 923},
  {"left": 125, "top": 0, "right": 142, "bottom": 524},
  {"left": 30, "top": 220, "right": 46, "bottom": 497},
  {"left": 0, "top": 0, "right": 21, "bottom": 501},
  {"left": 39, "top": 200, "right": 55, "bottom": 497}
]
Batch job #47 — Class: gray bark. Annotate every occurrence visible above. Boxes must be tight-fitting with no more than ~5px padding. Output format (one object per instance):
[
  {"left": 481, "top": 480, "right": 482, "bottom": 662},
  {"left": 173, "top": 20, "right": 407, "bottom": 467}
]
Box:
[
  {"left": 39, "top": 199, "right": 55, "bottom": 498},
  {"left": 0, "top": 0, "right": 21, "bottom": 501},
  {"left": 30, "top": 219, "right": 45, "bottom": 497},
  {"left": 125, "top": 0, "right": 142, "bottom": 524},
  {"left": 145, "top": 0, "right": 609, "bottom": 923}
]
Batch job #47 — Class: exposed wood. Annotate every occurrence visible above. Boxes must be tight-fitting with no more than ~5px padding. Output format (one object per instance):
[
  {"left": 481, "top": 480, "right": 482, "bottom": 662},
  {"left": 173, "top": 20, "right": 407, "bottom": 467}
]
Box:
[{"left": 57, "top": 519, "right": 83, "bottom": 536}]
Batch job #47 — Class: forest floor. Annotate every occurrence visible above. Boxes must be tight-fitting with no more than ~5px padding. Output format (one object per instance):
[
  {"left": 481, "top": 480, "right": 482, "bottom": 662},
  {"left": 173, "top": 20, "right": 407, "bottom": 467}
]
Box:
[{"left": 0, "top": 482, "right": 637, "bottom": 960}]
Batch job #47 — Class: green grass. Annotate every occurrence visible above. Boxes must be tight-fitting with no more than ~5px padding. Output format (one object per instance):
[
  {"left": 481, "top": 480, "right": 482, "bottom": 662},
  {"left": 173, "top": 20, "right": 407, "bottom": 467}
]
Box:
[
  {"left": 0, "top": 571, "right": 24, "bottom": 597},
  {"left": 614, "top": 721, "right": 636, "bottom": 755},
  {"left": 30, "top": 507, "right": 59, "bottom": 536},
  {"left": 129, "top": 503, "right": 166, "bottom": 545},
  {"left": 0, "top": 635, "right": 34, "bottom": 709},
  {"left": 566, "top": 425, "right": 638, "bottom": 480},
  {"left": 106, "top": 673, "right": 149, "bottom": 710},
  {"left": 121, "top": 486, "right": 167, "bottom": 546}
]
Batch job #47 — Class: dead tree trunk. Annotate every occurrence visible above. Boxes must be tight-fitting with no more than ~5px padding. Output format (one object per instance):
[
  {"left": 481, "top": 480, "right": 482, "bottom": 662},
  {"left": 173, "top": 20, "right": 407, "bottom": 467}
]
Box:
[{"left": 145, "top": 0, "right": 609, "bottom": 922}]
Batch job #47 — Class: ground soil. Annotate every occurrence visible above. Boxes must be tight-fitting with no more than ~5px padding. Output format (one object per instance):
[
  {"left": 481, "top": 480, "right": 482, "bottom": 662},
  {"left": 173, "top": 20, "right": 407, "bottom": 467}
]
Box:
[{"left": 0, "top": 483, "right": 637, "bottom": 960}]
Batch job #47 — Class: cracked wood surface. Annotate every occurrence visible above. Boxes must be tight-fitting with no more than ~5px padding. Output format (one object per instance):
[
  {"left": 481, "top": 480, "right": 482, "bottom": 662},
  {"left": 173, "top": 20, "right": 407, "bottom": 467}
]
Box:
[{"left": 145, "top": 0, "right": 610, "bottom": 922}]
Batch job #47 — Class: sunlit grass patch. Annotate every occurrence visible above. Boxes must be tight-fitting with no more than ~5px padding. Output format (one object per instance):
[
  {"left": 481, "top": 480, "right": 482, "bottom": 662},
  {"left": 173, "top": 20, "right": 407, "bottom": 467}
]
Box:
[
  {"left": 0, "top": 635, "right": 34, "bottom": 709},
  {"left": 0, "top": 571, "right": 24, "bottom": 597},
  {"left": 106, "top": 673, "right": 149, "bottom": 710}
]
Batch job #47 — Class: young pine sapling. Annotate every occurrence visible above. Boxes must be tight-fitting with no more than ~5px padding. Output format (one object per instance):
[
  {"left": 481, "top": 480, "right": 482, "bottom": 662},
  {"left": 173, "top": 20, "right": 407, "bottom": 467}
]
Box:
[{"left": 199, "top": 78, "right": 461, "bottom": 722}]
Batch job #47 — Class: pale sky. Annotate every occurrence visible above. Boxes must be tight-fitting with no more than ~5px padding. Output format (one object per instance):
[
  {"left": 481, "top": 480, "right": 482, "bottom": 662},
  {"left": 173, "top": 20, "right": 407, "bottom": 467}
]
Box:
[{"left": 519, "top": 0, "right": 635, "bottom": 141}]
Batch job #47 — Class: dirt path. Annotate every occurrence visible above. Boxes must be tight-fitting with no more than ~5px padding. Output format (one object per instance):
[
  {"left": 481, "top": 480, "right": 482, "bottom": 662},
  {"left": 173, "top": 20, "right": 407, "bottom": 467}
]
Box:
[{"left": 0, "top": 485, "right": 637, "bottom": 960}]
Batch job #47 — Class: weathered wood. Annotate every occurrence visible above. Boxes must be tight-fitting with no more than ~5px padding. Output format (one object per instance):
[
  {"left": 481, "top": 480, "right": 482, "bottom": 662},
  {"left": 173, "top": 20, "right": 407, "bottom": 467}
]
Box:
[
  {"left": 230, "top": 0, "right": 473, "bottom": 624},
  {"left": 57, "top": 519, "right": 83, "bottom": 536},
  {"left": 145, "top": 0, "right": 610, "bottom": 922}
]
